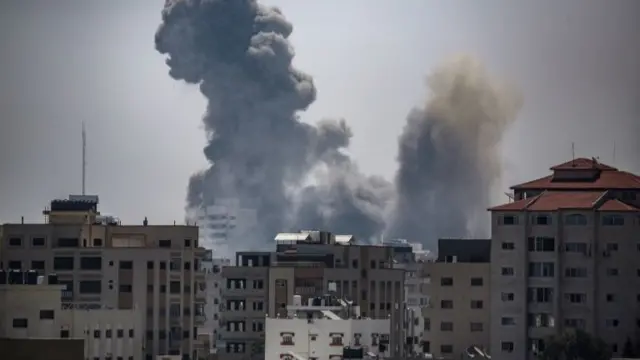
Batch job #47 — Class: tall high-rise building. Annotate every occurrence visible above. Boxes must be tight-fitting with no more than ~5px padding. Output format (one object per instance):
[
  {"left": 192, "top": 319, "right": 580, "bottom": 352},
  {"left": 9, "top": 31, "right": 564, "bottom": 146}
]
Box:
[
  {"left": 196, "top": 199, "right": 258, "bottom": 258},
  {"left": 489, "top": 158, "right": 640, "bottom": 359},
  {"left": 0, "top": 195, "right": 207, "bottom": 360}
]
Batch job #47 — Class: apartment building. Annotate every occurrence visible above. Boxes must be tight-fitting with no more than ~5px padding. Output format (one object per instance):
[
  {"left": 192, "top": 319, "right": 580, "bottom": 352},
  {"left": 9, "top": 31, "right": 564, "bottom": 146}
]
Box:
[
  {"left": 0, "top": 272, "right": 144, "bottom": 359},
  {"left": 0, "top": 195, "right": 207, "bottom": 360},
  {"left": 264, "top": 294, "right": 390, "bottom": 360},
  {"left": 421, "top": 239, "right": 491, "bottom": 359},
  {"left": 220, "top": 231, "right": 406, "bottom": 360},
  {"left": 489, "top": 158, "right": 640, "bottom": 360},
  {"left": 200, "top": 249, "right": 230, "bottom": 354}
]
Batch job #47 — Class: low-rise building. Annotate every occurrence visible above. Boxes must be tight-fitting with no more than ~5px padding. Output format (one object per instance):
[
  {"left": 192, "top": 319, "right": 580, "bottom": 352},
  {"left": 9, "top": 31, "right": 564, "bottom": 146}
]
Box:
[
  {"left": 265, "top": 293, "right": 390, "bottom": 360},
  {"left": 0, "top": 271, "right": 144, "bottom": 360},
  {"left": 421, "top": 239, "right": 491, "bottom": 359}
]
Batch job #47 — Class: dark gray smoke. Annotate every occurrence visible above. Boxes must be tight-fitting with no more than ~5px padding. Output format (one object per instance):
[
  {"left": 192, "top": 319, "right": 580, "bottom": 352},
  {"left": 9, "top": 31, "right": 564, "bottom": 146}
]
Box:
[
  {"left": 155, "top": 0, "right": 385, "bottom": 248},
  {"left": 386, "top": 56, "right": 522, "bottom": 243}
]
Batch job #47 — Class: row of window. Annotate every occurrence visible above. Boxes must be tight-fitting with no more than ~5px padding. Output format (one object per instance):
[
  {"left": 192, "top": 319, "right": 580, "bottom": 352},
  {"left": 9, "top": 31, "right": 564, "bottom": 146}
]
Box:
[
  {"left": 437, "top": 299, "right": 484, "bottom": 309},
  {"left": 500, "top": 263, "right": 636, "bottom": 277},
  {"left": 423, "top": 320, "right": 484, "bottom": 332},
  {"left": 226, "top": 278, "right": 264, "bottom": 289},
  {"left": 3, "top": 258, "right": 200, "bottom": 272},
  {"left": 438, "top": 277, "right": 484, "bottom": 286},
  {"left": 499, "top": 214, "right": 635, "bottom": 226},
  {"left": 5, "top": 237, "right": 196, "bottom": 248},
  {"left": 501, "top": 338, "right": 626, "bottom": 355},
  {"left": 502, "top": 238, "right": 635, "bottom": 253}
]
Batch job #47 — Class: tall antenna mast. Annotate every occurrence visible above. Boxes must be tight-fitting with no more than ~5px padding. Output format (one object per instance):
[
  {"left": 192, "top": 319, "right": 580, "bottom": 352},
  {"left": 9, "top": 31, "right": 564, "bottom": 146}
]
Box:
[
  {"left": 82, "top": 122, "right": 86, "bottom": 195},
  {"left": 612, "top": 141, "right": 616, "bottom": 165},
  {"left": 571, "top": 142, "right": 575, "bottom": 162}
]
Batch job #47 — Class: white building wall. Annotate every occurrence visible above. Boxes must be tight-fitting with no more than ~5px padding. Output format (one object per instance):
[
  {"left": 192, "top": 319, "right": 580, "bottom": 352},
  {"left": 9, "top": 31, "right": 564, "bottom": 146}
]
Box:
[
  {"left": 265, "top": 317, "right": 390, "bottom": 360},
  {"left": 200, "top": 251, "right": 230, "bottom": 353}
]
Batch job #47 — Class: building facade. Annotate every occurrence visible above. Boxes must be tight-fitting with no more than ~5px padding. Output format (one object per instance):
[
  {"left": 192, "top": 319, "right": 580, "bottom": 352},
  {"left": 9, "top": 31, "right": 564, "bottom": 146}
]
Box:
[
  {"left": 489, "top": 158, "right": 640, "bottom": 359},
  {"left": 0, "top": 274, "right": 144, "bottom": 360},
  {"left": 264, "top": 294, "right": 390, "bottom": 360},
  {"left": 0, "top": 195, "right": 207, "bottom": 360},
  {"left": 220, "top": 231, "right": 406, "bottom": 360},
  {"left": 196, "top": 199, "right": 258, "bottom": 259},
  {"left": 200, "top": 249, "right": 230, "bottom": 355},
  {"left": 421, "top": 239, "right": 491, "bottom": 359}
]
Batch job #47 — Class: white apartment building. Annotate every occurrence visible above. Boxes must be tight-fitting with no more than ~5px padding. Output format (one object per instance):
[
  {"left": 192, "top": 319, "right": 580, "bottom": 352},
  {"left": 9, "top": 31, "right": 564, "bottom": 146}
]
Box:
[
  {"left": 0, "top": 274, "right": 144, "bottom": 360},
  {"left": 383, "top": 239, "right": 435, "bottom": 355},
  {"left": 196, "top": 199, "right": 258, "bottom": 258},
  {"left": 0, "top": 195, "right": 207, "bottom": 360},
  {"left": 265, "top": 293, "right": 390, "bottom": 360},
  {"left": 200, "top": 249, "right": 230, "bottom": 354},
  {"left": 489, "top": 158, "right": 640, "bottom": 360}
]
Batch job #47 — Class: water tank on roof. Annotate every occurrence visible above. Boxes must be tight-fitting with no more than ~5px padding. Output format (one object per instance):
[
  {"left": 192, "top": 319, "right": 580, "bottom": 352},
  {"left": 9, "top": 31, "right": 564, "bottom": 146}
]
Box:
[
  {"left": 293, "top": 294, "right": 302, "bottom": 306},
  {"left": 26, "top": 270, "right": 38, "bottom": 284}
]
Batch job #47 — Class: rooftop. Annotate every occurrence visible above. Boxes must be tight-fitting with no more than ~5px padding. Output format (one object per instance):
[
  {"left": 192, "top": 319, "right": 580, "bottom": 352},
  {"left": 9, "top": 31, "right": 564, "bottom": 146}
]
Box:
[
  {"left": 511, "top": 158, "right": 640, "bottom": 190},
  {"left": 490, "top": 191, "right": 640, "bottom": 212}
]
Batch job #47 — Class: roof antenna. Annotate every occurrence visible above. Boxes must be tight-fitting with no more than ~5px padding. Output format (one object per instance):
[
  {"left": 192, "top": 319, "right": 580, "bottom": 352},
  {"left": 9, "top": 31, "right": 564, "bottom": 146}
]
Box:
[{"left": 82, "top": 122, "right": 87, "bottom": 195}]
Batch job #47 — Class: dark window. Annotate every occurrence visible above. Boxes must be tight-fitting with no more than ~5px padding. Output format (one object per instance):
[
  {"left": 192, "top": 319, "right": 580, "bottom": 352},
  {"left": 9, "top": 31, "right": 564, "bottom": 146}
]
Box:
[
  {"left": 440, "top": 345, "right": 453, "bottom": 354},
  {"left": 39, "top": 310, "right": 55, "bottom": 319},
  {"left": 160, "top": 285, "right": 166, "bottom": 293},
  {"left": 79, "top": 280, "right": 102, "bottom": 294},
  {"left": 31, "top": 260, "right": 45, "bottom": 270},
  {"left": 119, "top": 261, "right": 133, "bottom": 270},
  {"left": 9, "top": 237, "right": 22, "bottom": 246},
  {"left": 9, "top": 261, "right": 22, "bottom": 270},
  {"left": 32, "top": 237, "right": 45, "bottom": 246},
  {"left": 94, "top": 330, "right": 101, "bottom": 338},
  {"left": 106, "top": 329, "right": 112, "bottom": 338},
  {"left": 160, "top": 261, "right": 167, "bottom": 270},
  {"left": 13, "top": 318, "right": 28, "bottom": 328},
  {"left": 501, "top": 242, "right": 515, "bottom": 250},
  {"left": 159, "top": 240, "right": 171, "bottom": 248},
  {"left": 502, "top": 215, "right": 517, "bottom": 225},
  {"left": 170, "top": 281, "right": 181, "bottom": 294},
  {"left": 60, "top": 329, "right": 70, "bottom": 338},
  {"left": 93, "top": 238, "right": 103, "bottom": 246},
  {"left": 57, "top": 238, "right": 79, "bottom": 247},
  {"left": 440, "top": 300, "right": 453, "bottom": 309},
  {"left": 129, "top": 329, "right": 134, "bottom": 337},
  {"left": 184, "top": 261, "right": 191, "bottom": 270},
  {"left": 80, "top": 257, "right": 102, "bottom": 270},
  {"left": 147, "top": 261, "right": 154, "bottom": 269},
  {"left": 534, "top": 215, "right": 551, "bottom": 225},
  {"left": 528, "top": 237, "right": 556, "bottom": 252},
  {"left": 53, "top": 257, "right": 74, "bottom": 270},
  {"left": 440, "top": 277, "right": 453, "bottom": 286},
  {"left": 352, "top": 259, "right": 358, "bottom": 268},
  {"left": 602, "top": 215, "right": 624, "bottom": 226},
  {"left": 119, "top": 284, "right": 132, "bottom": 293},
  {"left": 370, "top": 260, "right": 376, "bottom": 268},
  {"left": 470, "top": 277, "right": 483, "bottom": 286},
  {"left": 117, "top": 329, "right": 124, "bottom": 338},
  {"left": 184, "top": 239, "right": 191, "bottom": 247}
]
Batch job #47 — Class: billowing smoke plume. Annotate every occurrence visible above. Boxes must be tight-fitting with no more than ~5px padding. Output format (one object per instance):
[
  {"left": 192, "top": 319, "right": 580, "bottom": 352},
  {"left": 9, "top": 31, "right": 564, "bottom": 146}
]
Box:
[
  {"left": 387, "top": 56, "right": 522, "bottom": 242},
  {"left": 155, "top": 0, "right": 520, "bottom": 251},
  {"left": 155, "top": 0, "right": 386, "bottom": 248}
]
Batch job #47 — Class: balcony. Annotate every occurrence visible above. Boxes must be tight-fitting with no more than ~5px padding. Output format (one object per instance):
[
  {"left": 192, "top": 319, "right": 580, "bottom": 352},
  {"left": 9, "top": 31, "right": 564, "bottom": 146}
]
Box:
[
  {"left": 222, "top": 287, "right": 265, "bottom": 298},
  {"left": 195, "top": 313, "right": 206, "bottom": 325},
  {"left": 221, "top": 310, "right": 265, "bottom": 320}
]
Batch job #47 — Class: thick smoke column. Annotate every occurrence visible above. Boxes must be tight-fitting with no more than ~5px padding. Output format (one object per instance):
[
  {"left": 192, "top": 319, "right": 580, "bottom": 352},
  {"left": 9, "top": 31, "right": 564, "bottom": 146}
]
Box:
[
  {"left": 387, "top": 56, "right": 522, "bottom": 243},
  {"left": 155, "top": 0, "right": 384, "bottom": 247}
]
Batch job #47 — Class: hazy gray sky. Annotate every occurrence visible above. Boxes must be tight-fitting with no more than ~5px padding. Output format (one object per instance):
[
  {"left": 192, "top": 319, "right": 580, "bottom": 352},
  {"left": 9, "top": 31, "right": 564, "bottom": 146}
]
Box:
[{"left": 1, "top": 0, "right": 638, "bottom": 225}]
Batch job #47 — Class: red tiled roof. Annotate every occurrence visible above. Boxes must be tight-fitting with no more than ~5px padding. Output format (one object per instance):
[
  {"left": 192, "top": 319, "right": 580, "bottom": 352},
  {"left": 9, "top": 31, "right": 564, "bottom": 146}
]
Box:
[
  {"left": 550, "top": 157, "right": 617, "bottom": 171},
  {"left": 490, "top": 191, "right": 640, "bottom": 212},
  {"left": 511, "top": 171, "right": 640, "bottom": 190}
]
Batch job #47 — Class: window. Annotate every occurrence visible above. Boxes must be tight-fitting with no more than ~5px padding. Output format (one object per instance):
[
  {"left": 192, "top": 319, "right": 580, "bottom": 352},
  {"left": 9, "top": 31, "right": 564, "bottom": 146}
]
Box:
[
  {"left": 117, "top": 329, "right": 124, "bottom": 338},
  {"left": 39, "top": 310, "right": 55, "bottom": 319},
  {"left": 565, "top": 293, "right": 586, "bottom": 304},
  {"left": 565, "top": 267, "right": 587, "bottom": 278},
  {"left": 184, "top": 261, "right": 191, "bottom": 270},
  {"left": 440, "top": 322, "right": 453, "bottom": 331},
  {"left": 281, "top": 334, "right": 294, "bottom": 345},
  {"left": 528, "top": 237, "right": 555, "bottom": 252},
  {"left": 501, "top": 317, "right": 515, "bottom": 326},
  {"left": 57, "top": 237, "right": 79, "bottom": 247},
  {"left": 80, "top": 257, "right": 102, "bottom": 270},
  {"left": 106, "top": 329, "right": 112, "bottom": 338},
  {"left": 564, "top": 242, "right": 588, "bottom": 253},
  {"left": 501, "top": 341, "right": 514, "bottom": 352},
  {"left": 500, "top": 215, "right": 518, "bottom": 225},
  {"left": 8, "top": 261, "right": 21, "bottom": 270},
  {"left": 60, "top": 329, "right": 70, "bottom": 338},
  {"left": 440, "top": 345, "right": 453, "bottom": 354},
  {"left": 253, "top": 280, "right": 264, "bottom": 289},
  {"left": 606, "top": 268, "right": 619, "bottom": 276},
  {"left": 470, "top": 300, "right": 483, "bottom": 309},
  {"left": 528, "top": 287, "right": 553, "bottom": 303},
  {"left": 533, "top": 215, "right": 551, "bottom": 225},
  {"left": 440, "top": 277, "right": 453, "bottom": 286},
  {"left": 160, "top": 261, "right": 166, "bottom": 270},
  {"left": 501, "top": 242, "right": 515, "bottom": 250},
  {"left": 501, "top": 267, "right": 514, "bottom": 276},
  {"left": 330, "top": 335, "right": 343, "bottom": 346},
  {"left": 501, "top": 292, "right": 515, "bottom": 302},
  {"left": 31, "top": 260, "right": 45, "bottom": 270},
  {"left": 94, "top": 330, "right": 101, "bottom": 338},
  {"left": 93, "top": 238, "right": 103, "bottom": 246},
  {"left": 602, "top": 215, "right": 624, "bottom": 226},
  {"left": 529, "top": 262, "right": 554, "bottom": 277},
  {"left": 352, "top": 259, "right": 358, "bottom": 268},
  {"left": 119, "top": 284, "right": 132, "bottom": 292},
  {"left": 129, "top": 329, "right": 134, "bottom": 338},
  {"left": 606, "top": 293, "right": 616, "bottom": 302},
  {"left": 9, "top": 237, "right": 22, "bottom": 246},
  {"left": 184, "top": 239, "right": 191, "bottom": 247},
  {"left": 564, "top": 318, "right": 585, "bottom": 329},
  {"left": 147, "top": 261, "right": 154, "bottom": 269},
  {"left": 159, "top": 239, "right": 171, "bottom": 248},
  {"left": 470, "top": 277, "right": 483, "bottom": 286},
  {"left": 470, "top": 322, "right": 483, "bottom": 332},
  {"left": 79, "top": 280, "right": 102, "bottom": 294},
  {"left": 565, "top": 213, "right": 587, "bottom": 225},
  {"left": 13, "top": 318, "right": 28, "bottom": 328},
  {"left": 529, "top": 339, "right": 546, "bottom": 353},
  {"left": 32, "top": 237, "right": 45, "bottom": 246},
  {"left": 440, "top": 300, "right": 453, "bottom": 309},
  {"left": 528, "top": 313, "right": 555, "bottom": 328},
  {"left": 119, "top": 261, "right": 133, "bottom": 270},
  {"left": 53, "top": 257, "right": 74, "bottom": 271}
]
